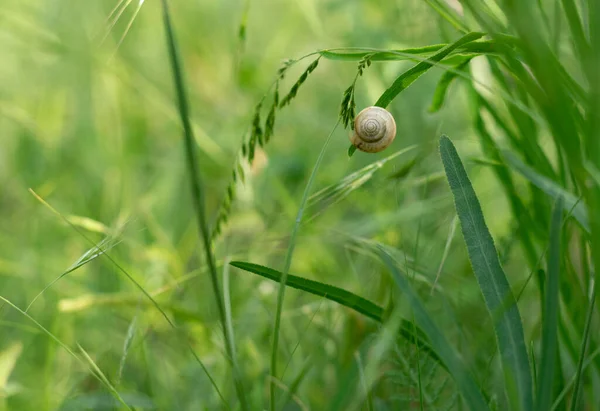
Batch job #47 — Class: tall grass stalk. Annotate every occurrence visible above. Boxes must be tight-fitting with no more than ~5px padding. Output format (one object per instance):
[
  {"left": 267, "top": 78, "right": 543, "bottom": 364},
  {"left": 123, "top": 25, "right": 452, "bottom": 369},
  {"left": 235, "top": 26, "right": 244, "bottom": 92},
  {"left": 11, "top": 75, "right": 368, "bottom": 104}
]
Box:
[{"left": 159, "top": 1, "right": 248, "bottom": 409}]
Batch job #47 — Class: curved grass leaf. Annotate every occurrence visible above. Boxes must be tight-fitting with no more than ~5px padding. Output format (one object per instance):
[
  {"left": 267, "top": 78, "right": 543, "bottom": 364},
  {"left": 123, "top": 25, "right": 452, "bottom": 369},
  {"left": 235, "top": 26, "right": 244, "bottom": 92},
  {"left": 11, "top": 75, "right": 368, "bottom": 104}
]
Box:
[
  {"left": 429, "top": 57, "right": 473, "bottom": 113},
  {"left": 229, "top": 261, "right": 443, "bottom": 367},
  {"left": 536, "top": 198, "right": 563, "bottom": 411},
  {"left": 503, "top": 151, "right": 589, "bottom": 232},
  {"left": 376, "top": 247, "right": 489, "bottom": 411},
  {"left": 440, "top": 136, "right": 533, "bottom": 411},
  {"left": 319, "top": 40, "right": 498, "bottom": 62},
  {"left": 374, "top": 32, "right": 485, "bottom": 108}
]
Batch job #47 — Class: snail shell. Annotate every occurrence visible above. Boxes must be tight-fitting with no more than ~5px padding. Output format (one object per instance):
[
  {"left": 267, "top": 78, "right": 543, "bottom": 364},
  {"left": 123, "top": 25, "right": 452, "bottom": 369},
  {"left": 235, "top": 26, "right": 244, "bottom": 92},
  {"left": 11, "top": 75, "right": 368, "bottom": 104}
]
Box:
[{"left": 350, "top": 106, "right": 396, "bottom": 153}]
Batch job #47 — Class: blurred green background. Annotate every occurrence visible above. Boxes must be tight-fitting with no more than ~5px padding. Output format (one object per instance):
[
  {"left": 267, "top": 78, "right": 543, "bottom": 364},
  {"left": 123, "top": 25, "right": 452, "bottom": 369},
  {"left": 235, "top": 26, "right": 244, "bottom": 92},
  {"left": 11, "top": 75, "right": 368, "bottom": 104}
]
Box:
[{"left": 0, "top": 1, "right": 553, "bottom": 410}]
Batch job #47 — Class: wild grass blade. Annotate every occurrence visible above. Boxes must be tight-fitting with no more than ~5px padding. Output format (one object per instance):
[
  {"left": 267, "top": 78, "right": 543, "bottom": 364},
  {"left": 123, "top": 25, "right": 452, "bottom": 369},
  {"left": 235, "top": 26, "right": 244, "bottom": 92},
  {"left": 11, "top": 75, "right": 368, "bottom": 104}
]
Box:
[
  {"left": 269, "top": 120, "right": 340, "bottom": 411},
  {"left": 429, "top": 57, "right": 472, "bottom": 113},
  {"left": 0, "top": 296, "right": 132, "bottom": 410},
  {"left": 354, "top": 351, "right": 373, "bottom": 411},
  {"left": 277, "top": 359, "right": 312, "bottom": 410},
  {"left": 26, "top": 235, "right": 123, "bottom": 312},
  {"left": 424, "top": 0, "right": 469, "bottom": 33},
  {"left": 569, "top": 286, "right": 595, "bottom": 410},
  {"left": 374, "top": 32, "right": 484, "bottom": 108},
  {"left": 440, "top": 136, "right": 533, "bottom": 411},
  {"left": 536, "top": 198, "right": 563, "bottom": 411},
  {"left": 560, "top": 0, "right": 590, "bottom": 59},
  {"left": 503, "top": 151, "right": 589, "bottom": 232},
  {"left": 77, "top": 343, "right": 132, "bottom": 410},
  {"left": 319, "top": 40, "right": 500, "bottom": 62},
  {"left": 305, "top": 145, "right": 417, "bottom": 221},
  {"left": 376, "top": 247, "right": 489, "bottom": 411},
  {"left": 551, "top": 346, "right": 600, "bottom": 410},
  {"left": 159, "top": 1, "right": 248, "bottom": 408},
  {"left": 230, "top": 261, "right": 442, "bottom": 366},
  {"left": 29, "top": 189, "right": 230, "bottom": 407}
]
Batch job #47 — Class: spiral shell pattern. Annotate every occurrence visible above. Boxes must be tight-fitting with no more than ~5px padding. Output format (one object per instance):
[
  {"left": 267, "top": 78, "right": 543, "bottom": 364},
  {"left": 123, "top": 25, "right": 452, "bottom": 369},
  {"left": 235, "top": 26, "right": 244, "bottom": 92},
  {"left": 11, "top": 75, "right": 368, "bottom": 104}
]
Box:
[{"left": 350, "top": 106, "right": 396, "bottom": 153}]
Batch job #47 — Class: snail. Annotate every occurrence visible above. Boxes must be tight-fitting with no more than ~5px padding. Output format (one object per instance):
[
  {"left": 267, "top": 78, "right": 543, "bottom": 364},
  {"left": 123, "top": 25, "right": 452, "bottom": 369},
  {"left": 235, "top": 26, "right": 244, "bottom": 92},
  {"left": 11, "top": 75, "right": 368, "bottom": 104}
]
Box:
[{"left": 350, "top": 106, "right": 396, "bottom": 153}]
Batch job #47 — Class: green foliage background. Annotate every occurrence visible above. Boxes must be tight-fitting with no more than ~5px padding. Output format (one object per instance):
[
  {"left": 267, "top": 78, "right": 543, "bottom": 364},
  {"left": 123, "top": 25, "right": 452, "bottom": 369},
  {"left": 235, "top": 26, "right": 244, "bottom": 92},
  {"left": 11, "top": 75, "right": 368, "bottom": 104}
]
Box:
[{"left": 0, "top": 0, "right": 598, "bottom": 410}]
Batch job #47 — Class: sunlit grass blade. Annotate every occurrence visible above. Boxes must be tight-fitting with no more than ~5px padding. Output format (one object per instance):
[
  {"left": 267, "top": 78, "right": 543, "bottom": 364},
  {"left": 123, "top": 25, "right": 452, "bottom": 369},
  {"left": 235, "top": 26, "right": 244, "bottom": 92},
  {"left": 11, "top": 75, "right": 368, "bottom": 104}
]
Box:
[
  {"left": 117, "top": 310, "right": 138, "bottom": 385},
  {"left": 503, "top": 150, "right": 589, "bottom": 232},
  {"left": 431, "top": 215, "right": 458, "bottom": 294},
  {"left": 319, "top": 40, "right": 501, "bottom": 62},
  {"left": 440, "top": 136, "right": 533, "bottom": 411},
  {"left": 0, "top": 295, "right": 132, "bottom": 410},
  {"left": 230, "top": 261, "right": 442, "bottom": 366},
  {"left": 376, "top": 247, "right": 489, "bottom": 411},
  {"left": 159, "top": 0, "right": 248, "bottom": 408},
  {"left": 374, "top": 32, "right": 484, "bottom": 108},
  {"left": 0, "top": 342, "right": 22, "bottom": 397},
  {"left": 536, "top": 198, "right": 563, "bottom": 411},
  {"left": 232, "top": 261, "right": 383, "bottom": 321},
  {"left": 111, "top": 0, "right": 145, "bottom": 57},
  {"left": 560, "top": 0, "right": 589, "bottom": 59}
]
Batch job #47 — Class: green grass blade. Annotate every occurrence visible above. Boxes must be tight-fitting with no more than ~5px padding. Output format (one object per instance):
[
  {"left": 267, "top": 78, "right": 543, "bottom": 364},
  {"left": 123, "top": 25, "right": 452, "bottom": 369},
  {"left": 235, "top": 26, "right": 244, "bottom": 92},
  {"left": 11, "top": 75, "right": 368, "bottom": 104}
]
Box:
[
  {"left": 306, "top": 146, "right": 416, "bottom": 220},
  {"left": 0, "top": 296, "right": 132, "bottom": 410},
  {"left": 560, "top": 0, "right": 590, "bottom": 59},
  {"left": 551, "top": 346, "right": 600, "bottom": 410},
  {"left": 440, "top": 136, "right": 533, "bottom": 411},
  {"left": 77, "top": 343, "right": 132, "bottom": 410},
  {"left": 569, "top": 286, "right": 595, "bottom": 411},
  {"left": 26, "top": 235, "right": 123, "bottom": 312},
  {"left": 376, "top": 247, "right": 489, "bottom": 411},
  {"left": 424, "top": 0, "right": 469, "bottom": 33},
  {"left": 429, "top": 57, "right": 472, "bottom": 113},
  {"left": 503, "top": 151, "right": 590, "bottom": 232},
  {"left": 269, "top": 120, "right": 340, "bottom": 411},
  {"left": 159, "top": 1, "right": 248, "bottom": 409},
  {"left": 319, "top": 41, "right": 500, "bottom": 62},
  {"left": 536, "top": 198, "right": 563, "bottom": 411},
  {"left": 374, "top": 32, "right": 484, "bottom": 108},
  {"left": 231, "top": 261, "right": 383, "bottom": 321},
  {"left": 29, "top": 190, "right": 229, "bottom": 407},
  {"left": 230, "top": 261, "right": 442, "bottom": 366}
]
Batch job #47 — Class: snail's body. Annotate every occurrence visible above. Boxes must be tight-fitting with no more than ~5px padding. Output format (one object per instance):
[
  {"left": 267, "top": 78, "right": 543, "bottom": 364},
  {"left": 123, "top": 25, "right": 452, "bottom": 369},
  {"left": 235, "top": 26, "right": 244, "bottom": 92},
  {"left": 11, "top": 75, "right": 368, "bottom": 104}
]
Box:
[{"left": 350, "top": 106, "right": 396, "bottom": 153}]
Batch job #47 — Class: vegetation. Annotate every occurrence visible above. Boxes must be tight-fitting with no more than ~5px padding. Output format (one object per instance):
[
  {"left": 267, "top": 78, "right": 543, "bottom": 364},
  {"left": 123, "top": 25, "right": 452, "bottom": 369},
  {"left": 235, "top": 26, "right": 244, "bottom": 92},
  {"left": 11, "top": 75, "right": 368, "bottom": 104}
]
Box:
[{"left": 0, "top": 0, "right": 598, "bottom": 409}]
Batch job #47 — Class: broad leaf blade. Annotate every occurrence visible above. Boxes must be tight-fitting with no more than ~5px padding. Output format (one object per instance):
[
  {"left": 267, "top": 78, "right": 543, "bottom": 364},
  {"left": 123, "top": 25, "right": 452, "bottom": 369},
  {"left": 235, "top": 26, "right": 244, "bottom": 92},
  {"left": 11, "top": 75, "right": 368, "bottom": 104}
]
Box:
[
  {"left": 376, "top": 247, "right": 489, "bottom": 411},
  {"left": 374, "top": 32, "right": 484, "bottom": 108},
  {"left": 440, "top": 136, "right": 533, "bottom": 411}
]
